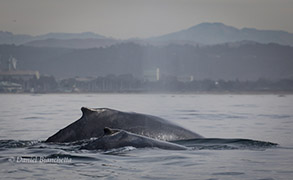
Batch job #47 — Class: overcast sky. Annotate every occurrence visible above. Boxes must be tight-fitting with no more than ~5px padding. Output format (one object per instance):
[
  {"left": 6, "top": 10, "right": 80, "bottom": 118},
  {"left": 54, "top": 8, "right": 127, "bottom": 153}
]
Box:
[{"left": 0, "top": 0, "right": 292, "bottom": 39}]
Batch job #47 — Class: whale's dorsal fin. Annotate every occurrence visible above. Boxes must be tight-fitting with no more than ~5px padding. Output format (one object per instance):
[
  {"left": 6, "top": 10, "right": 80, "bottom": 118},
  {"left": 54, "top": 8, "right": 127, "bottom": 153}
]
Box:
[
  {"left": 81, "top": 107, "right": 111, "bottom": 117},
  {"left": 81, "top": 107, "right": 96, "bottom": 116},
  {"left": 104, "top": 127, "right": 119, "bottom": 136}
]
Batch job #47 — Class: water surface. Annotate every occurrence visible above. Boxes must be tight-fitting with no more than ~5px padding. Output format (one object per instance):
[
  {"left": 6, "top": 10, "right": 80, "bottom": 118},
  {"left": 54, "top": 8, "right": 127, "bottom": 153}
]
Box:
[{"left": 0, "top": 94, "right": 292, "bottom": 180}]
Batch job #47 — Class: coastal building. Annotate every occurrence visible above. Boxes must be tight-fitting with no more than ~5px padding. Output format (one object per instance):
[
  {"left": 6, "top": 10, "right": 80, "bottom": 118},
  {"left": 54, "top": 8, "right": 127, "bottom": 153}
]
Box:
[
  {"left": 144, "top": 68, "right": 160, "bottom": 82},
  {"left": 0, "top": 70, "right": 40, "bottom": 81},
  {"left": 0, "top": 56, "right": 40, "bottom": 92},
  {"left": 0, "top": 81, "right": 22, "bottom": 93}
]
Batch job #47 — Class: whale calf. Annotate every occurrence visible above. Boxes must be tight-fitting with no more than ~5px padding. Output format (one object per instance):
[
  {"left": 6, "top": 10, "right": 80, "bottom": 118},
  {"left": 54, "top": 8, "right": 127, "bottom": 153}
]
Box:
[
  {"left": 46, "top": 107, "right": 202, "bottom": 143},
  {"left": 81, "top": 127, "right": 188, "bottom": 151}
]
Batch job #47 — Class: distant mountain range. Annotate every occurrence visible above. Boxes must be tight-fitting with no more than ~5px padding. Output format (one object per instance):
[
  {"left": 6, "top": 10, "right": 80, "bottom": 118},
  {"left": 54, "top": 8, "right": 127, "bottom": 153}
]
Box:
[
  {"left": 1, "top": 23, "right": 293, "bottom": 81},
  {"left": 25, "top": 38, "right": 121, "bottom": 49},
  {"left": 0, "top": 31, "right": 106, "bottom": 45},
  {"left": 1, "top": 22, "right": 293, "bottom": 47},
  {"left": 150, "top": 22, "right": 293, "bottom": 46}
]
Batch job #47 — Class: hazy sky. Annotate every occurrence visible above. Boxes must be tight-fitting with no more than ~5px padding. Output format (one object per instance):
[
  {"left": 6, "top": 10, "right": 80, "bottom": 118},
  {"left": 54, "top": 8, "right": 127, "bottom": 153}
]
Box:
[{"left": 0, "top": 0, "right": 292, "bottom": 39}]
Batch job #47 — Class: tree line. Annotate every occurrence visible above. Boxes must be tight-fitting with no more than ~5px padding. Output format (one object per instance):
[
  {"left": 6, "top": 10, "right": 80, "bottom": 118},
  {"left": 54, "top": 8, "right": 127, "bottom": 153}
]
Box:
[{"left": 1, "top": 74, "right": 293, "bottom": 93}]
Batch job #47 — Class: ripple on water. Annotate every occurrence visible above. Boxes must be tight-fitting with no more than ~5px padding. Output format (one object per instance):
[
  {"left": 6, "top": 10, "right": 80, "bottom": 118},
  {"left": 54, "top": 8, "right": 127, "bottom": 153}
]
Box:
[{"left": 212, "top": 172, "right": 245, "bottom": 176}]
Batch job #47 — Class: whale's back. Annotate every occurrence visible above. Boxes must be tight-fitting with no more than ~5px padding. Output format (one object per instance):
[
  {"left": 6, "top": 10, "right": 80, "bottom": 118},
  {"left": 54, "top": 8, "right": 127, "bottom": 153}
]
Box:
[{"left": 46, "top": 107, "right": 202, "bottom": 142}]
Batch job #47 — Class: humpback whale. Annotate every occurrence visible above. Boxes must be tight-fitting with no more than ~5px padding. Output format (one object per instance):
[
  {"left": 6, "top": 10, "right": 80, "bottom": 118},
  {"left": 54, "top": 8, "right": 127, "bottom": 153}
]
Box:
[
  {"left": 81, "top": 127, "right": 188, "bottom": 151},
  {"left": 46, "top": 107, "right": 202, "bottom": 143}
]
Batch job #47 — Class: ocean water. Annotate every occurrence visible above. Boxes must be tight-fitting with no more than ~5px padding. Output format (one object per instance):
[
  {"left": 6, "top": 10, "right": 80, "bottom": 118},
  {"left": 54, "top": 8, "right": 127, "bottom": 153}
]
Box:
[{"left": 0, "top": 94, "right": 292, "bottom": 180}]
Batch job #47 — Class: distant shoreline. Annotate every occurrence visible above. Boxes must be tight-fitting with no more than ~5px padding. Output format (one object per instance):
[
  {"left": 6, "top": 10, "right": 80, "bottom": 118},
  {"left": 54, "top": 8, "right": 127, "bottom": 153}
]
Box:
[{"left": 1, "top": 91, "right": 292, "bottom": 95}]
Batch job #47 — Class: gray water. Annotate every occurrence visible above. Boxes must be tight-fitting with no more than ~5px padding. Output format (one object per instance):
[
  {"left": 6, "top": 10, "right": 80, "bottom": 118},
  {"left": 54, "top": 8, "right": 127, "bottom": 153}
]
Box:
[{"left": 0, "top": 94, "right": 292, "bottom": 180}]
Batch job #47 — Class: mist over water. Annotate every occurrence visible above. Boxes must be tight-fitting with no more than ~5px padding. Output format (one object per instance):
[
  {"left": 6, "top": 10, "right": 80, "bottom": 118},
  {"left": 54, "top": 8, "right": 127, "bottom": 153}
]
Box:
[{"left": 0, "top": 94, "right": 292, "bottom": 179}]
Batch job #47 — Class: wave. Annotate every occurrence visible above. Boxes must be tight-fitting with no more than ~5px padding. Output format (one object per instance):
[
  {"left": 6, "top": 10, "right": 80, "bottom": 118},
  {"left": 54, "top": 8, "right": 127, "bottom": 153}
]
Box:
[
  {"left": 0, "top": 139, "right": 40, "bottom": 149},
  {"left": 171, "top": 138, "right": 278, "bottom": 150}
]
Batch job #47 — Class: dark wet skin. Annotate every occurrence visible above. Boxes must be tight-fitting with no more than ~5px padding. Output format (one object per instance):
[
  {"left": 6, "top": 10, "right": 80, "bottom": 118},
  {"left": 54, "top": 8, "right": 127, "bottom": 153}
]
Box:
[
  {"left": 46, "top": 107, "right": 203, "bottom": 143},
  {"left": 81, "top": 127, "right": 188, "bottom": 151}
]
